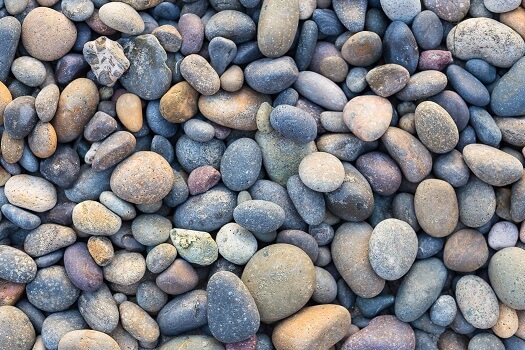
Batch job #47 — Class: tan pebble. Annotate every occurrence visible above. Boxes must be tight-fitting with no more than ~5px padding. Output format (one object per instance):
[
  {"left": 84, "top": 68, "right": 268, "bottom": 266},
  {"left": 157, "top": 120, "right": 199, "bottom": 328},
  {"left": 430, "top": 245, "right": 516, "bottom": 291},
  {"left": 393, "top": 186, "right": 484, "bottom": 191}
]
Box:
[
  {"left": 72, "top": 200, "right": 122, "bottom": 236},
  {"left": 159, "top": 82, "right": 199, "bottom": 123},
  {"left": 256, "top": 102, "right": 273, "bottom": 133},
  {"left": 492, "top": 302, "right": 519, "bottom": 338},
  {"left": 58, "top": 330, "right": 120, "bottom": 350},
  {"left": 28, "top": 121, "right": 57, "bottom": 158},
  {"left": 0, "top": 81, "right": 12, "bottom": 125},
  {"left": 220, "top": 65, "right": 244, "bottom": 92},
  {"left": 4, "top": 174, "right": 57, "bottom": 212},
  {"left": 500, "top": 6, "right": 525, "bottom": 40},
  {"left": 273, "top": 305, "right": 351, "bottom": 350},
  {"left": 516, "top": 310, "right": 525, "bottom": 340},
  {"left": 87, "top": 236, "right": 114, "bottom": 267},
  {"left": 35, "top": 84, "right": 60, "bottom": 122},
  {"left": 116, "top": 93, "right": 143, "bottom": 132},
  {"left": 0, "top": 166, "right": 10, "bottom": 186},
  {"left": 1, "top": 130, "right": 24, "bottom": 164}
]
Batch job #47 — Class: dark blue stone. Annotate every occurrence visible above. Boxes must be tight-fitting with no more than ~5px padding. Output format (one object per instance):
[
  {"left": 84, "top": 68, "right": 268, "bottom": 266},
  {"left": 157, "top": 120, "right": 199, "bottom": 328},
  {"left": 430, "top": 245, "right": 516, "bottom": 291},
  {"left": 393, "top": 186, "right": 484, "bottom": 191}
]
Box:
[
  {"left": 416, "top": 232, "right": 444, "bottom": 259},
  {"left": 269, "top": 105, "right": 317, "bottom": 144},
  {"left": 456, "top": 125, "right": 477, "bottom": 152},
  {"left": 465, "top": 59, "right": 497, "bottom": 85},
  {"left": 146, "top": 100, "right": 178, "bottom": 138},
  {"left": 72, "top": 22, "right": 92, "bottom": 52},
  {"left": 356, "top": 294, "right": 395, "bottom": 318},
  {"left": 152, "top": 2, "right": 180, "bottom": 21},
  {"left": 313, "top": 9, "right": 345, "bottom": 36},
  {"left": 447, "top": 64, "right": 490, "bottom": 107},
  {"left": 411, "top": 10, "right": 443, "bottom": 50},
  {"left": 383, "top": 21, "right": 419, "bottom": 74},
  {"left": 365, "top": 8, "right": 388, "bottom": 37},
  {"left": 428, "top": 90, "right": 470, "bottom": 131},
  {"left": 151, "top": 135, "right": 175, "bottom": 163},
  {"left": 55, "top": 53, "right": 90, "bottom": 85},
  {"left": 1, "top": 204, "right": 41, "bottom": 230},
  {"left": 245, "top": 56, "right": 299, "bottom": 94},
  {"left": 40, "top": 145, "right": 80, "bottom": 189},
  {"left": 18, "top": 145, "right": 39, "bottom": 173},
  {"left": 273, "top": 88, "right": 299, "bottom": 107},
  {"left": 232, "top": 41, "right": 263, "bottom": 65},
  {"left": 157, "top": 290, "right": 208, "bottom": 336},
  {"left": 295, "top": 20, "right": 318, "bottom": 71},
  {"left": 469, "top": 106, "right": 501, "bottom": 147},
  {"left": 208, "top": 37, "right": 237, "bottom": 75},
  {"left": 308, "top": 222, "right": 334, "bottom": 246},
  {"left": 175, "top": 135, "right": 226, "bottom": 172}
]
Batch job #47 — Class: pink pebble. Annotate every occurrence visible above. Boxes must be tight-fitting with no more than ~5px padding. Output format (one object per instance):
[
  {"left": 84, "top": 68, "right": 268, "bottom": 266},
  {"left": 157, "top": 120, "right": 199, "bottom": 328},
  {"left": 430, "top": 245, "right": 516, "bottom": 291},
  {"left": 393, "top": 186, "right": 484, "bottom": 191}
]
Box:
[
  {"left": 418, "top": 50, "right": 453, "bottom": 71},
  {"left": 187, "top": 165, "right": 221, "bottom": 195}
]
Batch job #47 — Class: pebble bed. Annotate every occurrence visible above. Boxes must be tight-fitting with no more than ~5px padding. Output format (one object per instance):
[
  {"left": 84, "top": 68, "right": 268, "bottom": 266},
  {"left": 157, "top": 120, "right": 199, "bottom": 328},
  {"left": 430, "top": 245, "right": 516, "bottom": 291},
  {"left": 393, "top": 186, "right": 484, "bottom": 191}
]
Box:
[{"left": 0, "top": 0, "right": 524, "bottom": 349}]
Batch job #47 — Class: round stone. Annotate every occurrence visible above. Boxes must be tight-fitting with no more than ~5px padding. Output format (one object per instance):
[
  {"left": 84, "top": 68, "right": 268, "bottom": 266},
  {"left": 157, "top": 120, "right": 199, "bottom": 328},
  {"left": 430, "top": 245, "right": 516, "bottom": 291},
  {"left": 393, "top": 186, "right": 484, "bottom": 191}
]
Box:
[
  {"left": 72, "top": 200, "right": 122, "bottom": 236},
  {"left": 343, "top": 95, "right": 392, "bottom": 141},
  {"left": 98, "top": 2, "right": 144, "bottom": 35},
  {"left": 216, "top": 223, "right": 258, "bottom": 265},
  {"left": 116, "top": 93, "right": 143, "bottom": 132},
  {"left": 21, "top": 7, "right": 77, "bottom": 61},
  {"left": 159, "top": 82, "right": 198, "bottom": 123},
  {"left": 0, "top": 306, "right": 35, "bottom": 350},
  {"left": 366, "top": 64, "right": 410, "bottom": 97},
  {"left": 299, "top": 152, "right": 345, "bottom": 193},
  {"left": 342, "top": 315, "right": 415, "bottom": 349},
  {"left": 131, "top": 214, "right": 171, "bottom": 247},
  {"left": 119, "top": 301, "right": 159, "bottom": 343},
  {"left": 102, "top": 251, "right": 146, "bottom": 286},
  {"left": 488, "top": 221, "right": 519, "bottom": 250},
  {"left": 341, "top": 31, "right": 382, "bottom": 67},
  {"left": 241, "top": 244, "right": 316, "bottom": 323},
  {"left": 233, "top": 200, "right": 286, "bottom": 234},
  {"left": 492, "top": 302, "right": 519, "bottom": 338},
  {"left": 455, "top": 275, "right": 499, "bottom": 329},
  {"left": 489, "top": 247, "right": 525, "bottom": 310},
  {"left": 444, "top": 229, "right": 489, "bottom": 272},
  {"left": 430, "top": 295, "right": 457, "bottom": 327},
  {"left": 26, "top": 266, "right": 80, "bottom": 312},
  {"left": 368, "top": 218, "right": 418, "bottom": 281},
  {"left": 11, "top": 56, "right": 46, "bottom": 87},
  {"left": 415, "top": 101, "right": 459, "bottom": 154}
]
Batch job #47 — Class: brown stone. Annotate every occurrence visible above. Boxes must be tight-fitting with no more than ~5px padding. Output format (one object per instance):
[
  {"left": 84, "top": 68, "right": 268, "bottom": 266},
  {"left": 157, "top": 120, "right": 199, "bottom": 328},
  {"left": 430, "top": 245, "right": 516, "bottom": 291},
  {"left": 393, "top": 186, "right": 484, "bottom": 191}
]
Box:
[
  {"left": 28, "top": 122, "right": 57, "bottom": 158},
  {"left": 159, "top": 82, "right": 199, "bottom": 123},
  {"left": 492, "top": 302, "right": 519, "bottom": 339},
  {"left": 499, "top": 6, "right": 525, "bottom": 41},
  {"left": 187, "top": 165, "right": 221, "bottom": 195},
  {"left": 1, "top": 130, "right": 23, "bottom": 164},
  {"left": 156, "top": 259, "right": 198, "bottom": 295},
  {"left": 0, "top": 279, "right": 25, "bottom": 306},
  {"left": 116, "top": 93, "right": 143, "bottom": 132},
  {"left": 0, "top": 81, "right": 12, "bottom": 125},
  {"left": 443, "top": 229, "right": 489, "bottom": 272}
]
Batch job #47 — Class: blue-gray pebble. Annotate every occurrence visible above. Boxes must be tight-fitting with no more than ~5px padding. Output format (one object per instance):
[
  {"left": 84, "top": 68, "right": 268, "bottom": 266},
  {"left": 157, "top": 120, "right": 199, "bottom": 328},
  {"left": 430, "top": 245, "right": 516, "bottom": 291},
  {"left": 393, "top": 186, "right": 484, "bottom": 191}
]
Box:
[
  {"left": 157, "top": 290, "right": 208, "bottom": 336},
  {"left": 245, "top": 56, "right": 299, "bottom": 94},
  {"left": 220, "top": 137, "right": 262, "bottom": 191},
  {"left": 270, "top": 105, "right": 317, "bottom": 144},
  {"left": 233, "top": 199, "right": 285, "bottom": 233},
  {"left": 286, "top": 175, "right": 325, "bottom": 226},
  {"left": 446, "top": 65, "right": 490, "bottom": 107}
]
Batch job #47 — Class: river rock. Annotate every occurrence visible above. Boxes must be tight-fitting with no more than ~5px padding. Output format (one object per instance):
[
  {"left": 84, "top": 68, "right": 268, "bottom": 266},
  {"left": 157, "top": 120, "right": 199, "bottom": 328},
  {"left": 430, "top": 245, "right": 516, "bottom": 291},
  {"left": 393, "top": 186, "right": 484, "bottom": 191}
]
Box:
[
  {"left": 455, "top": 275, "right": 500, "bottom": 329},
  {"left": 159, "top": 82, "right": 198, "bottom": 123},
  {"left": 0, "top": 305, "right": 35, "bottom": 350},
  {"left": 83, "top": 36, "right": 129, "bottom": 87},
  {"left": 99, "top": 2, "right": 144, "bottom": 35},
  {"left": 489, "top": 247, "right": 525, "bottom": 310},
  {"left": 0, "top": 17, "right": 20, "bottom": 83},
  {"left": 293, "top": 71, "right": 348, "bottom": 111},
  {"left": 414, "top": 101, "right": 458, "bottom": 153},
  {"left": 102, "top": 251, "right": 145, "bottom": 286},
  {"left": 220, "top": 138, "right": 262, "bottom": 191},
  {"left": 58, "top": 330, "right": 119, "bottom": 350},
  {"left": 26, "top": 266, "right": 80, "bottom": 312},
  {"left": 24, "top": 224, "right": 76, "bottom": 258},
  {"left": 157, "top": 290, "right": 208, "bottom": 336},
  {"left": 170, "top": 228, "right": 218, "bottom": 266},
  {"left": 72, "top": 200, "right": 121, "bottom": 236},
  {"left": 365, "top": 64, "right": 410, "bottom": 97},
  {"left": 444, "top": 229, "right": 489, "bottom": 272},
  {"left": 343, "top": 95, "right": 392, "bottom": 141},
  {"left": 491, "top": 56, "right": 525, "bottom": 117},
  {"left": 4, "top": 175, "right": 56, "bottom": 213},
  {"left": 257, "top": 0, "right": 299, "bottom": 58},
  {"left": 78, "top": 283, "right": 118, "bottom": 333},
  {"left": 119, "top": 301, "right": 160, "bottom": 343},
  {"left": 0, "top": 245, "right": 36, "bottom": 283}
]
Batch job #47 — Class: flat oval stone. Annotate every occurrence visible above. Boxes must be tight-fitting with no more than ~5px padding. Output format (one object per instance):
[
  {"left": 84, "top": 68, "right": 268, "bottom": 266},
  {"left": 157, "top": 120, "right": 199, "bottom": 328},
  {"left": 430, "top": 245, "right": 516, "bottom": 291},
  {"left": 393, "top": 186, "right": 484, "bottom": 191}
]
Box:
[
  {"left": 205, "top": 10, "right": 255, "bottom": 44},
  {"left": 234, "top": 200, "right": 285, "bottom": 233},
  {"left": 457, "top": 175, "right": 496, "bottom": 228},
  {"left": 366, "top": 64, "right": 410, "bottom": 97},
  {"left": 469, "top": 106, "right": 501, "bottom": 147},
  {"left": 380, "top": 0, "right": 421, "bottom": 23},
  {"left": 455, "top": 275, "right": 499, "bottom": 329},
  {"left": 159, "top": 81, "right": 198, "bottom": 123},
  {"left": 3, "top": 96, "right": 38, "bottom": 140},
  {"left": 396, "top": 71, "right": 448, "bottom": 101},
  {"left": 299, "top": 152, "right": 345, "bottom": 193},
  {"left": 11, "top": 56, "right": 46, "bottom": 87},
  {"left": 72, "top": 200, "right": 122, "bottom": 236},
  {"left": 175, "top": 135, "right": 225, "bottom": 173},
  {"left": 159, "top": 335, "right": 224, "bottom": 350},
  {"left": 381, "top": 127, "right": 432, "bottom": 183},
  {"left": 119, "top": 301, "right": 159, "bottom": 343},
  {"left": 444, "top": 229, "right": 489, "bottom": 272},
  {"left": 110, "top": 151, "right": 175, "bottom": 205},
  {"left": 0, "top": 245, "right": 36, "bottom": 283},
  {"left": 170, "top": 228, "right": 218, "bottom": 266},
  {"left": 383, "top": 21, "right": 419, "bottom": 74},
  {"left": 52, "top": 78, "right": 99, "bottom": 143},
  {"left": 145, "top": 243, "right": 177, "bottom": 273},
  {"left": 332, "top": 222, "right": 385, "bottom": 298},
  {"left": 1, "top": 204, "right": 41, "bottom": 230},
  {"left": 5, "top": 175, "right": 56, "bottom": 213},
  {"left": 489, "top": 247, "right": 525, "bottom": 310},
  {"left": 180, "top": 54, "right": 220, "bottom": 96},
  {"left": 0, "top": 305, "right": 35, "bottom": 350},
  {"left": 28, "top": 121, "right": 57, "bottom": 159},
  {"left": 343, "top": 95, "right": 392, "bottom": 142},
  {"left": 92, "top": 131, "right": 136, "bottom": 172},
  {"left": 21, "top": 7, "right": 77, "bottom": 61},
  {"left": 26, "top": 266, "right": 80, "bottom": 312},
  {"left": 257, "top": 0, "right": 299, "bottom": 58},
  {"left": 412, "top": 10, "right": 443, "bottom": 50},
  {"left": 270, "top": 105, "right": 317, "bottom": 144},
  {"left": 286, "top": 175, "right": 325, "bottom": 225},
  {"left": 102, "top": 251, "right": 145, "bottom": 286},
  {"left": 241, "top": 244, "right": 316, "bottom": 323},
  {"left": 463, "top": 144, "right": 524, "bottom": 187},
  {"left": 41, "top": 309, "right": 87, "bottom": 350},
  {"left": 341, "top": 31, "right": 382, "bottom": 67},
  {"left": 64, "top": 242, "right": 103, "bottom": 292},
  {"left": 415, "top": 179, "right": 459, "bottom": 238},
  {"left": 99, "top": 2, "right": 144, "bottom": 35},
  {"left": 115, "top": 93, "right": 142, "bottom": 133},
  {"left": 199, "top": 86, "right": 271, "bottom": 130},
  {"left": 77, "top": 283, "right": 118, "bottom": 333},
  {"left": 369, "top": 218, "right": 418, "bottom": 281},
  {"left": 355, "top": 152, "right": 402, "bottom": 195},
  {"left": 447, "top": 64, "right": 490, "bottom": 107},
  {"left": 395, "top": 258, "right": 448, "bottom": 322},
  {"left": 157, "top": 290, "right": 208, "bottom": 336},
  {"left": 156, "top": 258, "right": 198, "bottom": 295},
  {"left": 447, "top": 18, "right": 525, "bottom": 68},
  {"left": 245, "top": 57, "right": 298, "bottom": 95},
  {"left": 216, "top": 223, "right": 258, "bottom": 265},
  {"left": 58, "top": 330, "right": 119, "bottom": 350},
  {"left": 293, "top": 71, "right": 348, "bottom": 111},
  {"left": 24, "top": 224, "right": 76, "bottom": 258},
  {"left": 273, "top": 305, "right": 351, "bottom": 349},
  {"left": 415, "top": 101, "right": 459, "bottom": 153},
  {"left": 492, "top": 302, "right": 519, "bottom": 338},
  {"left": 423, "top": 0, "right": 469, "bottom": 22},
  {"left": 207, "top": 271, "right": 260, "bottom": 343},
  {"left": 220, "top": 138, "right": 262, "bottom": 191},
  {"left": 491, "top": 56, "right": 525, "bottom": 117},
  {"left": 0, "top": 17, "right": 21, "bottom": 83},
  {"left": 342, "top": 315, "right": 415, "bottom": 350}
]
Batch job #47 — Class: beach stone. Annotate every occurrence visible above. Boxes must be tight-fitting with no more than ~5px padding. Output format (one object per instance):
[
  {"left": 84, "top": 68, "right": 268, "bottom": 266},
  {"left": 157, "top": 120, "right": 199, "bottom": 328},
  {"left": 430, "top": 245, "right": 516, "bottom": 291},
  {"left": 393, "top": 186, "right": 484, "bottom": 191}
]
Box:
[
  {"left": 444, "top": 229, "right": 489, "bottom": 272},
  {"left": 418, "top": 50, "right": 453, "bottom": 71},
  {"left": 468, "top": 333, "right": 505, "bottom": 350},
  {"left": 270, "top": 104, "right": 317, "bottom": 144},
  {"left": 216, "top": 223, "right": 257, "bottom": 265},
  {"left": 199, "top": 86, "right": 271, "bottom": 130},
  {"left": 119, "top": 34, "right": 171, "bottom": 100},
  {"left": 488, "top": 221, "right": 519, "bottom": 250},
  {"left": 396, "top": 71, "right": 448, "bottom": 101},
  {"left": 207, "top": 271, "right": 260, "bottom": 343},
  {"left": 58, "top": 330, "right": 119, "bottom": 350},
  {"left": 447, "top": 18, "right": 525, "bottom": 68},
  {"left": 423, "top": 0, "right": 469, "bottom": 22},
  {"left": 181, "top": 54, "right": 220, "bottom": 96},
  {"left": 457, "top": 175, "right": 496, "bottom": 228},
  {"left": 119, "top": 301, "right": 159, "bottom": 343},
  {"left": 145, "top": 243, "right": 176, "bottom": 273},
  {"left": 412, "top": 10, "right": 443, "bottom": 50},
  {"left": 0, "top": 245, "right": 36, "bottom": 283},
  {"left": 5, "top": 175, "right": 56, "bottom": 213},
  {"left": 183, "top": 119, "right": 215, "bottom": 143},
  {"left": 87, "top": 236, "right": 114, "bottom": 267},
  {"left": 331, "top": 222, "right": 384, "bottom": 298},
  {"left": 131, "top": 214, "right": 170, "bottom": 247},
  {"left": 414, "top": 101, "right": 458, "bottom": 154},
  {"left": 273, "top": 305, "right": 350, "bottom": 349},
  {"left": 103, "top": 251, "right": 145, "bottom": 286},
  {"left": 489, "top": 247, "right": 525, "bottom": 310},
  {"left": 342, "top": 315, "right": 415, "bottom": 350},
  {"left": 469, "top": 106, "right": 501, "bottom": 147},
  {"left": 2, "top": 204, "right": 41, "bottom": 230},
  {"left": 312, "top": 266, "right": 337, "bottom": 303},
  {"left": 341, "top": 31, "right": 382, "bottom": 67},
  {"left": 208, "top": 37, "right": 237, "bottom": 77},
  {"left": 293, "top": 71, "right": 348, "bottom": 111},
  {"left": 175, "top": 135, "right": 225, "bottom": 173},
  {"left": 381, "top": 127, "right": 432, "bottom": 183},
  {"left": 257, "top": 0, "right": 299, "bottom": 58},
  {"left": 159, "top": 335, "right": 224, "bottom": 350},
  {"left": 299, "top": 152, "right": 345, "bottom": 193},
  {"left": 205, "top": 10, "right": 255, "bottom": 44},
  {"left": 286, "top": 175, "right": 325, "bottom": 225},
  {"left": 24, "top": 224, "right": 76, "bottom": 258},
  {"left": 0, "top": 17, "right": 20, "bottom": 83},
  {"left": 61, "top": 0, "right": 94, "bottom": 22},
  {"left": 115, "top": 93, "right": 142, "bottom": 133},
  {"left": 277, "top": 229, "right": 319, "bottom": 263},
  {"left": 343, "top": 95, "right": 392, "bottom": 142},
  {"left": 447, "top": 64, "right": 490, "bottom": 107},
  {"left": 27, "top": 121, "right": 57, "bottom": 159},
  {"left": 11, "top": 56, "right": 45, "bottom": 87},
  {"left": 221, "top": 65, "right": 244, "bottom": 92},
  {"left": 40, "top": 146, "right": 81, "bottom": 189},
  {"left": 395, "top": 258, "right": 448, "bottom": 322},
  {"left": 157, "top": 289, "right": 207, "bottom": 336},
  {"left": 187, "top": 165, "right": 221, "bottom": 196},
  {"left": 455, "top": 275, "right": 500, "bottom": 329},
  {"left": 52, "top": 78, "right": 99, "bottom": 143},
  {"left": 64, "top": 242, "right": 103, "bottom": 292},
  {"left": 245, "top": 57, "right": 298, "bottom": 94},
  {"left": 369, "top": 218, "right": 418, "bottom": 281},
  {"left": 234, "top": 199, "right": 285, "bottom": 233},
  {"left": 355, "top": 152, "right": 401, "bottom": 196},
  {"left": 91, "top": 131, "right": 136, "bottom": 172},
  {"left": 0, "top": 279, "right": 25, "bottom": 306},
  {"left": 431, "top": 295, "right": 457, "bottom": 327},
  {"left": 152, "top": 24, "right": 182, "bottom": 53},
  {"left": 0, "top": 305, "right": 35, "bottom": 350},
  {"left": 156, "top": 258, "right": 198, "bottom": 295},
  {"left": 492, "top": 302, "right": 519, "bottom": 338},
  {"left": 380, "top": 0, "right": 421, "bottom": 23},
  {"left": 170, "top": 228, "right": 218, "bottom": 266},
  {"left": 221, "top": 138, "right": 262, "bottom": 191},
  {"left": 21, "top": 7, "right": 77, "bottom": 61},
  {"left": 414, "top": 179, "right": 458, "bottom": 238},
  {"left": 463, "top": 144, "right": 524, "bottom": 187},
  {"left": 383, "top": 21, "right": 419, "bottom": 74},
  {"left": 366, "top": 64, "right": 410, "bottom": 97},
  {"left": 72, "top": 200, "right": 121, "bottom": 236},
  {"left": 99, "top": 2, "right": 144, "bottom": 35},
  {"left": 178, "top": 13, "right": 204, "bottom": 56},
  {"left": 500, "top": 6, "right": 525, "bottom": 40},
  {"left": 159, "top": 82, "right": 198, "bottom": 124},
  {"left": 110, "top": 151, "right": 174, "bottom": 205},
  {"left": 3, "top": 96, "right": 38, "bottom": 140},
  {"left": 491, "top": 57, "right": 525, "bottom": 117},
  {"left": 26, "top": 266, "right": 80, "bottom": 312},
  {"left": 241, "top": 243, "right": 316, "bottom": 323},
  {"left": 484, "top": 0, "right": 521, "bottom": 13},
  {"left": 41, "top": 310, "right": 87, "bottom": 350}
]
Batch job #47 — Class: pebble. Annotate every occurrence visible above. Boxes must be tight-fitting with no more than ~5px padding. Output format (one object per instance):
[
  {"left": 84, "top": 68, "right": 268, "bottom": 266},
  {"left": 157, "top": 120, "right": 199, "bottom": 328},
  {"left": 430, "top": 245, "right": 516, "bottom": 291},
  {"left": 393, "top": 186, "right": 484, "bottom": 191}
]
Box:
[
  {"left": 369, "top": 218, "right": 418, "bottom": 281},
  {"left": 220, "top": 138, "right": 262, "bottom": 191},
  {"left": 457, "top": 175, "right": 496, "bottom": 228},
  {"left": 21, "top": 7, "right": 77, "bottom": 61},
  {"left": 181, "top": 54, "right": 220, "bottom": 96},
  {"left": 455, "top": 275, "right": 500, "bottom": 329},
  {"left": 444, "top": 229, "right": 489, "bottom": 272},
  {"left": 312, "top": 266, "right": 337, "bottom": 303},
  {"left": 41, "top": 310, "right": 87, "bottom": 350},
  {"left": 293, "top": 71, "right": 348, "bottom": 111},
  {"left": 383, "top": 21, "right": 419, "bottom": 74},
  {"left": 277, "top": 229, "right": 319, "bottom": 263},
  {"left": 447, "top": 18, "right": 525, "bottom": 68},
  {"left": 491, "top": 56, "right": 525, "bottom": 117},
  {"left": 24, "top": 223, "right": 76, "bottom": 258},
  {"left": 99, "top": 2, "right": 144, "bottom": 35},
  {"left": 489, "top": 247, "right": 525, "bottom": 310},
  {"left": 11, "top": 56, "right": 45, "bottom": 87},
  {"left": 0, "top": 17, "right": 20, "bottom": 83},
  {"left": 492, "top": 302, "right": 519, "bottom": 338},
  {"left": 159, "top": 82, "right": 198, "bottom": 123},
  {"left": 343, "top": 95, "right": 392, "bottom": 142},
  {"left": 92, "top": 131, "right": 136, "bottom": 172},
  {"left": 26, "top": 266, "right": 80, "bottom": 312},
  {"left": 286, "top": 175, "right": 325, "bottom": 225},
  {"left": 355, "top": 152, "right": 401, "bottom": 195},
  {"left": 61, "top": 0, "right": 94, "bottom": 22},
  {"left": 102, "top": 251, "right": 145, "bottom": 286},
  {"left": 205, "top": 10, "right": 255, "bottom": 44},
  {"left": 380, "top": 0, "right": 421, "bottom": 24},
  {"left": 469, "top": 333, "right": 505, "bottom": 350},
  {"left": 145, "top": 243, "right": 177, "bottom": 273},
  {"left": 152, "top": 25, "right": 182, "bottom": 53},
  {"left": 157, "top": 290, "right": 207, "bottom": 336},
  {"left": 58, "top": 330, "right": 120, "bottom": 350},
  {"left": 414, "top": 101, "right": 459, "bottom": 153},
  {"left": 216, "top": 223, "right": 257, "bottom": 265},
  {"left": 4, "top": 175, "right": 56, "bottom": 213},
  {"left": 27, "top": 121, "right": 57, "bottom": 159},
  {"left": 447, "top": 64, "right": 490, "bottom": 107},
  {"left": 4, "top": 96, "right": 38, "bottom": 140},
  {"left": 356, "top": 294, "right": 395, "bottom": 318},
  {"left": 116, "top": 93, "right": 143, "bottom": 132},
  {"left": 0, "top": 245, "right": 36, "bottom": 283},
  {"left": 0, "top": 305, "right": 35, "bottom": 350},
  {"left": 72, "top": 200, "right": 121, "bottom": 236},
  {"left": 187, "top": 165, "right": 221, "bottom": 195},
  {"left": 233, "top": 199, "right": 285, "bottom": 233},
  {"left": 273, "top": 305, "right": 350, "bottom": 349},
  {"left": 159, "top": 335, "right": 224, "bottom": 350},
  {"left": 418, "top": 50, "right": 453, "bottom": 71},
  {"left": 430, "top": 295, "right": 457, "bottom": 327},
  {"left": 241, "top": 244, "right": 316, "bottom": 323},
  {"left": 342, "top": 315, "right": 415, "bottom": 350},
  {"left": 396, "top": 70, "right": 448, "bottom": 101},
  {"left": 87, "top": 236, "right": 114, "bottom": 267},
  {"left": 257, "top": 0, "right": 299, "bottom": 58},
  {"left": 423, "top": 0, "right": 469, "bottom": 22},
  {"left": 270, "top": 104, "right": 317, "bottom": 144},
  {"left": 365, "top": 64, "right": 410, "bottom": 97},
  {"left": 40, "top": 146, "right": 81, "bottom": 189},
  {"left": 178, "top": 13, "right": 204, "bottom": 56},
  {"left": 488, "top": 221, "right": 519, "bottom": 250},
  {"left": 341, "top": 31, "right": 382, "bottom": 67},
  {"left": 469, "top": 106, "right": 501, "bottom": 147},
  {"left": 119, "top": 301, "right": 160, "bottom": 343},
  {"left": 155, "top": 258, "right": 198, "bottom": 295},
  {"left": 412, "top": 10, "right": 443, "bottom": 50},
  {"left": 220, "top": 65, "right": 244, "bottom": 92},
  {"left": 2, "top": 204, "right": 41, "bottom": 230},
  {"left": 170, "top": 228, "right": 218, "bottom": 266},
  {"left": 298, "top": 152, "right": 345, "bottom": 193}
]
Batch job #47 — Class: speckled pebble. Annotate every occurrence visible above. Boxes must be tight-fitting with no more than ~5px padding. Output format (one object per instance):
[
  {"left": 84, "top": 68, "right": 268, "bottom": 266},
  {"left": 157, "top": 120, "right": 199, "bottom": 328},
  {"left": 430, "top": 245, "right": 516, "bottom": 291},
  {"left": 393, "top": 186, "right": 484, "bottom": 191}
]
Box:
[{"left": 170, "top": 228, "right": 218, "bottom": 266}]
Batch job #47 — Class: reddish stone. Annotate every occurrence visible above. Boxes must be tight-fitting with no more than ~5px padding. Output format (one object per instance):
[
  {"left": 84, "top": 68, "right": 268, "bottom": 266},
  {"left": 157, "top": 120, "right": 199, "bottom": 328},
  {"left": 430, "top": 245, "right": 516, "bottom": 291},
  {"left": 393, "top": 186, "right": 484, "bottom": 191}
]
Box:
[
  {"left": 187, "top": 165, "right": 221, "bottom": 195},
  {"left": 226, "top": 335, "right": 257, "bottom": 350},
  {"left": 0, "top": 279, "right": 25, "bottom": 306},
  {"left": 418, "top": 50, "right": 453, "bottom": 71}
]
